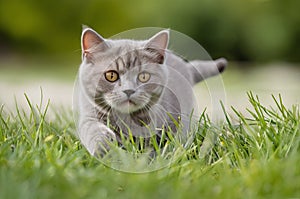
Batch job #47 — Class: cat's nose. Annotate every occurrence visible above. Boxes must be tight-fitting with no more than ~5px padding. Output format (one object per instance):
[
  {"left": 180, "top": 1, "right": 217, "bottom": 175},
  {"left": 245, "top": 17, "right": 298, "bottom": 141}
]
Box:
[{"left": 123, "top": 89, "right": 135, "bottom": 97}]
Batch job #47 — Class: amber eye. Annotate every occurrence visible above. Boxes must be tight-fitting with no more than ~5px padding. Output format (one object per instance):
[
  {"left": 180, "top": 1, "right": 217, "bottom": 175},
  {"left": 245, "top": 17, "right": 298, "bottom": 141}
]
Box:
[
  {"left": 138, "top": 72, "right": 151, "bottom": 83},
  {"left": 105, "top": 70, "right": 119, "bottom": 82}
]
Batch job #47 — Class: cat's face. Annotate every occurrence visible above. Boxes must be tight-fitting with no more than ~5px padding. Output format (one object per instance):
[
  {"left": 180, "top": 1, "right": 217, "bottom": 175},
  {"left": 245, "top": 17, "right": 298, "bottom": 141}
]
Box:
[
  {"left": 96, "top": 50, "right": 168, "bottom": 114},
  {"left": 80, "top": 28, "right": 169, "bottom": 114}
]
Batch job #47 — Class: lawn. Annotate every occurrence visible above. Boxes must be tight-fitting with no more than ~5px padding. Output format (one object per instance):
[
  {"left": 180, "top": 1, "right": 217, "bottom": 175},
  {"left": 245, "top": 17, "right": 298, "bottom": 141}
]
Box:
[{"left": 0, "top": 92, "right": 299, "bottom": 199}]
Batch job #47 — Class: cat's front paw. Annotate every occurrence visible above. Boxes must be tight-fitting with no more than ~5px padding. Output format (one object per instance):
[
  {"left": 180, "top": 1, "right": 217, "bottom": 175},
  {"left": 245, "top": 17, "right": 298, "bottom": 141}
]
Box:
[{"left": 92, "top": 129, "right": 116, "bottom": 158}]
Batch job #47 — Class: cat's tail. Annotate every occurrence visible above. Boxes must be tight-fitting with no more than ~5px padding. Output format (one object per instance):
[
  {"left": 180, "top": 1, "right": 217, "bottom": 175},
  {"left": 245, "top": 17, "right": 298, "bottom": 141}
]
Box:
[{"left": 189, "top": 58, "right": 227, "bottom": 84}]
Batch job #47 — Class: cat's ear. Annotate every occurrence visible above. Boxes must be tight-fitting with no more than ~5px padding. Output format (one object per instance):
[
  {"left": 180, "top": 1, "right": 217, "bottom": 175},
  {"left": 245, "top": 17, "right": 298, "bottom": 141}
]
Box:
[
  {"left": 81, "top": 26, "right": 108, "bottom": 60},
  {"left": 146, "top": 30, "right": 169, "bottom": 58}
]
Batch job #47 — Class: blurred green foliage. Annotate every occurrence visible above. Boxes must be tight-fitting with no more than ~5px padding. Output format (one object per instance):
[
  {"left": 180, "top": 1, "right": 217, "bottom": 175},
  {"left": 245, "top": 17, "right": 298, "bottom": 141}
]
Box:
[{"left": 0, "top": 0, "right": 299, "bottom": 62}]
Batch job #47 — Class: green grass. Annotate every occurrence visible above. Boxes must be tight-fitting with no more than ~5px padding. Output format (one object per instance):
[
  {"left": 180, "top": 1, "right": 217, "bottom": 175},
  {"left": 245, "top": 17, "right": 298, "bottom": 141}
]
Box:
[{"left": 0, "top": 92, "right": 299, "bottom": 199}]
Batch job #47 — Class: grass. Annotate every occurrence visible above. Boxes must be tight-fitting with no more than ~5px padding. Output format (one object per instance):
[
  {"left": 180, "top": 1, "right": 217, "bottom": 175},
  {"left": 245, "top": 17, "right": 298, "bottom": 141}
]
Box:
[{"left": 0, "top": 92, "right": 299, "bottom": 199}]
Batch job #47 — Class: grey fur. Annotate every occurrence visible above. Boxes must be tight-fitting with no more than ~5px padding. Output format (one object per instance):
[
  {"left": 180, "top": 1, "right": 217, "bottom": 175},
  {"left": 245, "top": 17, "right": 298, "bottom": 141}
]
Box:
[{"left": 76, "top": 27, "right": 227, "bottom": 156}]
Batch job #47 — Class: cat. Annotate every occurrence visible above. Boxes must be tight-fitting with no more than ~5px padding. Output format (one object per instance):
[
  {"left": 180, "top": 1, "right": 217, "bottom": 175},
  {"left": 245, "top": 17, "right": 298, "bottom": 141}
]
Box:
[{"left": 75, "top": 26, "right": 227, "bottom": 157}]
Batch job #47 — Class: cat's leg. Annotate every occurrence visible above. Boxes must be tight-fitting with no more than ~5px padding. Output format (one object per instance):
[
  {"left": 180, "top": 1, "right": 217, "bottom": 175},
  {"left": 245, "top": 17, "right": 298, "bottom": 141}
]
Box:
[
  {"left": 78, "top": 120, "right": 116, "bottom": 157},
  {"left": 189, "top": 58, "right": 227, "bottom": 84}
]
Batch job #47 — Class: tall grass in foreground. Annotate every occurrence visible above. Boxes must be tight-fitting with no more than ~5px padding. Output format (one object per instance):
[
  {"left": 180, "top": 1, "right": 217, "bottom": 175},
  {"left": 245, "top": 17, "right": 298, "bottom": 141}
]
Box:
[{"left": 0, "top": 92, "right": 299, "bottom": 199}]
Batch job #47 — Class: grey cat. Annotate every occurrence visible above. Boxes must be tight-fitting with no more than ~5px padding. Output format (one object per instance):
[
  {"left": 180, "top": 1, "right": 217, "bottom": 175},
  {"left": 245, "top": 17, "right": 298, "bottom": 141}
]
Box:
[{"left": 75, "top": 27, "right": 227, "bottom": 157}]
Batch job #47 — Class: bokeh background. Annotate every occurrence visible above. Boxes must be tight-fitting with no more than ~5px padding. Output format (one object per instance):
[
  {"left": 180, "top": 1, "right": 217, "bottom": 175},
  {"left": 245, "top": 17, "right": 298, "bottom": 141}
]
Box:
[{"left": 0, "top": 0, "right": 299, "bottom": 116}]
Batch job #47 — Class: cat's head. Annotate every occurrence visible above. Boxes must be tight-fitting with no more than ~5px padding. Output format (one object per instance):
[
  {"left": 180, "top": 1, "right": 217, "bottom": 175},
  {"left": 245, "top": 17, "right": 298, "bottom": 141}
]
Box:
[{"left": 80, "top": 27, "right": 169, "bottom": 114}]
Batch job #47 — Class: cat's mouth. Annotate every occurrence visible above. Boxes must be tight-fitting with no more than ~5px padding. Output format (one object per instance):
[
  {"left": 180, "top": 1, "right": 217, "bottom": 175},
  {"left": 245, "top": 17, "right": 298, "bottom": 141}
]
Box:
[
  {"left": 120, "top": 99, "right": 137, "bottom": 106},
  {"left": 115, "top": 99, "right": 140, "bottom": 113}
]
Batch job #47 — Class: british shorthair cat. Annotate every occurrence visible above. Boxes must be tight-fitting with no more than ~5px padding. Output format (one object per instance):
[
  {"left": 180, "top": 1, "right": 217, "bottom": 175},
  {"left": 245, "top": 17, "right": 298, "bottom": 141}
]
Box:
[{"left": 75, "top": 27, "right": 227, "bottom": 157}]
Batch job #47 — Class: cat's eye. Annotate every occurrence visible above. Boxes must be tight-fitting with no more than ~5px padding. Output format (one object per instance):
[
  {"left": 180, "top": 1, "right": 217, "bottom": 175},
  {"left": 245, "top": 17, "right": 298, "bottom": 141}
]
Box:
[
  {"left": 138, "top": 72, "right": 151, "bottom": 83},
  {"left": 105, "top": 70, "right": 119, "bottom": 82}
]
